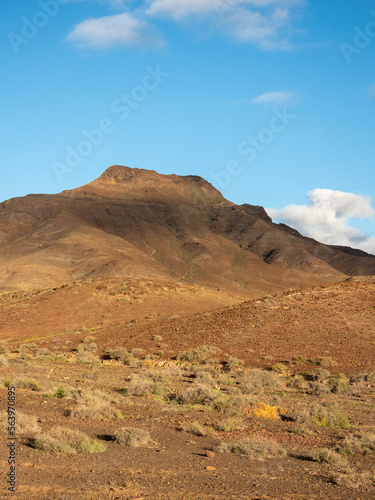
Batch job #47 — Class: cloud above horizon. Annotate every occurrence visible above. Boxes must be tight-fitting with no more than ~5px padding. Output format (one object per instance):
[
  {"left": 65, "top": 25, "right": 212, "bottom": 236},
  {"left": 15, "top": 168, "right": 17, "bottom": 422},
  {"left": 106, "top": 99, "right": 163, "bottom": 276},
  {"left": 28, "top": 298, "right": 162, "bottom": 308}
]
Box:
[
  {"left": 250, "top": 90, "right": 301, "bottom": 106},
  {"left": 266, "top": 189, "right": 375, "bottom": 255},
  {"left": 66, "top": 0, "right": 306, "bottom": 50},
  {"left": 66, "top": 12, "right": 165, "bottom": 49}
]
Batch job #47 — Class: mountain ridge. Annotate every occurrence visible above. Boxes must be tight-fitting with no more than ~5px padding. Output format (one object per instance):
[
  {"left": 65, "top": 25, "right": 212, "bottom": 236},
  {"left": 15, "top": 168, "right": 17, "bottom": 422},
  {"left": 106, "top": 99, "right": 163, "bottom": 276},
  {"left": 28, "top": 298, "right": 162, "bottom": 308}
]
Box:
[{"left": 0, "top": 165, "right": 374, "bottom": 293}]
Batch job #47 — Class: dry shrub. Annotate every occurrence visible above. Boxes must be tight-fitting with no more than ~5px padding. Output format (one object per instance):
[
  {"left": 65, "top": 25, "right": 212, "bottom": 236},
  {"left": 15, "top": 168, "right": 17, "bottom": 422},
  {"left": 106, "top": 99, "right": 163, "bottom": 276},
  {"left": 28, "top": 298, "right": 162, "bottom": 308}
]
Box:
[
  {"left": 216, "top": 418, "right": 246, "bottom": 433},
  {"left": 11, "top": 378, "right": 39, "bottom": 391},
  {"left": 310, "top": 401, "right": 348, "bottom": 428},
  {"left": 194, "top": 371, "right": 215, "bottom": 387},
  {"left": 313, "top": 368, "right": 331, "bottom": 382},
  {"left": 0, "top": 411, "right": 41, "bottom": 434},
  {"left": 0, "top": 342, "right": 10, "bottom": 355},
  {"left": 272, "top": 363, "right": 287, "bottom": 374},
  {"left": 77, "top": 342, "right": 97, "bottom": 353},
  {"left": 306, "top": 382, "right": 331, "bottom": 397},
  {"left": 41, "top": 382, "right": 74, "bottom": 399},
  {"left": 179, "top": 383, "right": 218, "bottom": 405},
  {"left": 224, "top": 356, "right": 244, "bottom": 372},
  {"left": 76, "top": 352, "right": 100, "bottom": 364},
  {"left": 215, "top": 437, "right": 285, "bottom": 459},
  {"left": 32, "top": 426, "right": 106, "bottom": 453},
  {"left": 253, "top": 402, "right": 280, "bottom": 421},
  {"left": 142, "top": 368, "right": 171, "bottom": 385},
  {"left": 178, "top": 345, "right": 219, "bottom": 363},
  {"left": 106, "top": 347, "right": 133, "bottom": 363},
  {"left": 313, "top": 448, "right": 348, "bottom": 466},
  {"left": 114, "top": 427, "right": 155, "bottom": 447},
  {"left": 0, "top": 356, "right": 9, "bottom": 367},
  {"left": 340, "top": 432, "right": 375, "bottom": 455},
  {"left": 332, "top": 471, "right": 375, "bottom": 489},
  {"left": 183, "top": 421, "right": 216, "bottom": 437},
  {"left": 327, "top": 373, "right": 349, "bottom": 394},
  {"left": 164, "top": 365, "right": 182, "bottom": 378},
  {"left": 126, "top": 374, "right": 152, "bottom": 396},
  {"left": 70, "top": 389, "right": 122, "bottom": 420},
  {"left": 240, "top": 369, "right": 280, "bottom": 395},
  {"left": 315, "top": 357, "right": 337, "bottom": 367},
  {"left": 287, "top": 374, "right": 308, "bottom": 390},
  {"left": 350, "top": 372, "right": 375, "bottom": 384}
]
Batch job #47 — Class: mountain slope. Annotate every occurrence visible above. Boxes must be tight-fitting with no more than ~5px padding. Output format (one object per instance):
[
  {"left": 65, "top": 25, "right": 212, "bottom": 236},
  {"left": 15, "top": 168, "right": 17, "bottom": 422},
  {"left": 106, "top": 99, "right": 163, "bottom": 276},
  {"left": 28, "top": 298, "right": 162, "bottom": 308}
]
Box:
[{"left": 0, "top": 165, "right": 374, "bottom": 293}]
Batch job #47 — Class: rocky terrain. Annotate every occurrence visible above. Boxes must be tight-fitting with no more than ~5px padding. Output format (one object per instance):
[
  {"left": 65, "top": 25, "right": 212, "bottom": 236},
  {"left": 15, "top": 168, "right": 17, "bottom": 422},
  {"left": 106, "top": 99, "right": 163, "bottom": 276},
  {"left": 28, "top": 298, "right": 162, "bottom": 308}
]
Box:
[{"left": 0, "top": 166, "right": 374, "bottom": 499}]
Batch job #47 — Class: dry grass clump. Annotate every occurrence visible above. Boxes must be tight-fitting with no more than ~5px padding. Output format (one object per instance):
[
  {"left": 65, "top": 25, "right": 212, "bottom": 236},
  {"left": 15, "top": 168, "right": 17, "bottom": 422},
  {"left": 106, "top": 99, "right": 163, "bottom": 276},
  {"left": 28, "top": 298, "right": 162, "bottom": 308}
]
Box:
[
  {"left": 164, "top": 365, "right": 182, "bottom": 378},
  {"left": 215, "top": 418, "right": 246, "bottom": 433},
  {"left": 340, "top": 432, "right": 375, "bottom": 455},
  {"left": 42, "top": 383, "right": 74, "bottom": 399},
  {"left": 0, "top": 411, "right": 41, "bottom": 434},
  {"left": 305, "top": 382, "right": 331, "bottom": 397},
  {"left": 125, "top": 374, "right": 152, "bottom": 396},
  {"left": 178, "top": 345, "right": 219, "bottom": 363},
  {"left": 315, "top": 357, "right": 337, "bottom": 367},
  {"left": 287, "top": 374, "right": 308, "bottom": 390},
  {"left": 17, "top": 343, "right": 38, "bottom": 358},
  {"left": 77, "top": 343, "right": 97, "bottom": 353},
  {"left": 183, "top": 421, "right": 216, "bottom": 436},
  {"left": 0, "top": 342, "right": 10, "bottom": 355},
  {"left": 313, "top": 368, "right": 331, "bottom": 382},
  {"left": 327, "top": 373, "right": 349, "bottom": 394},
  {"left": 76, "top": 352, "right": 100, "bottom": 364},
  {"left": 350, "top": 372, "right": 375, "bottom": 384},
  {"left": 105, "top": 347, "right": 131, "bottom": 362},
  {"left": 240, "top": 369, "right": 280, "bottom": 395},
  {"left": 114, "top": 427, "right": 155, "bottom": 447},
  {"left": 272, "top": 363, "right": 287, "bottom": 374},
  {"left": 193, "top": 371, "right": 216, "bottom": 387},
  {"left": 215, "top": 437, "right": 285, "bottom": 459},
  {"left": 331, "top": 471, "right": 375, "bottom": 489},
  {"left": 224, "top": 356, "right": 244, "bottom": 372},
  {"left": 307, "top": 401, "right": 348, "bottom": 428},
  {"left": 312, "top": 448, "right": 348, "bottom": 466},
  {"left": 0, "top": 355, "right": 9, "bottom": 367},
  {"left": 32, "top": 426, "right": 106, "bottom": 453},
  {"left": 253, "top": 402, "right": 280, "bottom": 420},
  {"left": 179, "top": 383, "right": 219, "bottom": 405},
  {"left": 289, "top": 356, "right": 337, "bottom": 367},
  {"left": 69, "top": 389, "right": 122, "bottom": 420},
  {"left": 11, "top": 378, "right": 39, "bottom": 391}
]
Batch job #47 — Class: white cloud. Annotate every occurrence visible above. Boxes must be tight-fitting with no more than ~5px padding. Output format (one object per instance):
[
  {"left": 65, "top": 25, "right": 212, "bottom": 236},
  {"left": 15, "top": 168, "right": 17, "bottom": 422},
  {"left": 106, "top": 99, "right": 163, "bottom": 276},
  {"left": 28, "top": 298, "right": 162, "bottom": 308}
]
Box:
[
  {"left": 66, "top": 12, "right": 165, "bottom": 49},
  {"left": 266, "top": 189, "right": 375, "bottom": 255},
  {"left": 251, "top": 90, "right": 300, "bottom": 106},
  {"left": 146, "top": 0, "right": 306, "bottom": 49},
  {"left": 66, "top": 0, "right": 306, "bottom": 50}
]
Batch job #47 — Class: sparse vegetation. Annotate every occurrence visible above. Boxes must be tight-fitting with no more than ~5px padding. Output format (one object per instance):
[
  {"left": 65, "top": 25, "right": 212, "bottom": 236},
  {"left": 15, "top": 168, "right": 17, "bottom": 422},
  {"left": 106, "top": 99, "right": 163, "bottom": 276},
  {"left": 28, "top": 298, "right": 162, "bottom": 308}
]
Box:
[
  {"left": 178, "top": 345, "right": 219, "bottom": 363},
  {"left": 253, "top": 402, "right": 280, "bottom": 420},
  {"left": 114, "top": 427, "right": 155, "bottom": 447},
  {"left": 312, "top": 448, "right": 348, "bottom": 466},
  {"left": 309, "top": 401, "right": 349, "bottom": 428},
  {"left": 215, "top": 437, "right": 285, "bottom": 459},
  {"left": 240, "top": 369, "right": 280, "bottom": 395},
  {"left": 0, "top": 411, "right": 41, "bottom": 434},
  {"left": 32, "top": 427, "right": 106, "bottom": 453},
  {"left": 339, "top": 432, "right": 375, "bottom": 455}
]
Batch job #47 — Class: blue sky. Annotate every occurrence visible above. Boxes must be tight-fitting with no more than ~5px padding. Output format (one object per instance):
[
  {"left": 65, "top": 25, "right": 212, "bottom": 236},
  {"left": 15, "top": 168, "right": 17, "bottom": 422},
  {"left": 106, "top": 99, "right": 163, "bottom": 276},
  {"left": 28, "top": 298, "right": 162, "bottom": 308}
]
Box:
[{"left": 1, "top": 0, "right": 375, "bottom": 253}]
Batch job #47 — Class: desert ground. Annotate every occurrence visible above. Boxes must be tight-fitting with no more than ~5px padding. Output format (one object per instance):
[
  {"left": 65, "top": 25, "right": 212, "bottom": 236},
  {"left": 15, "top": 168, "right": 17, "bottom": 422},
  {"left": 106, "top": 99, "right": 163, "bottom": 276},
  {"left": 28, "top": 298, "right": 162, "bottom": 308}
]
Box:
[{"left": 1, "top": 277, "right": 374, "bottom": 499}]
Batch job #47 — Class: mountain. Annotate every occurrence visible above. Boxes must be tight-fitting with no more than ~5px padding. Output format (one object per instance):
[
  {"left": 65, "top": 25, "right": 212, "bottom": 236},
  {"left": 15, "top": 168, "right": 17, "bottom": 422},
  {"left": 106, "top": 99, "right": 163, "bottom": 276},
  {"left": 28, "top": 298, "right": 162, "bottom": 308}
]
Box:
[{"left": 0, "top": 165, "right": 374, "bottom": 293}]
